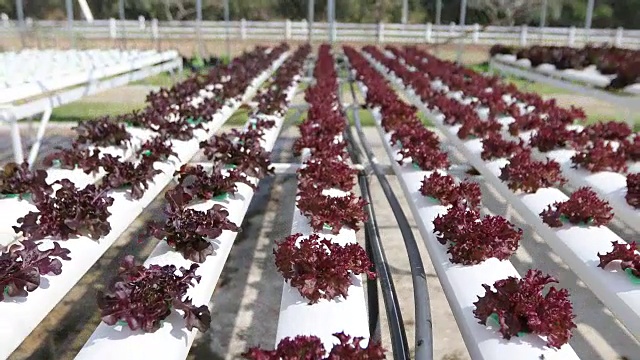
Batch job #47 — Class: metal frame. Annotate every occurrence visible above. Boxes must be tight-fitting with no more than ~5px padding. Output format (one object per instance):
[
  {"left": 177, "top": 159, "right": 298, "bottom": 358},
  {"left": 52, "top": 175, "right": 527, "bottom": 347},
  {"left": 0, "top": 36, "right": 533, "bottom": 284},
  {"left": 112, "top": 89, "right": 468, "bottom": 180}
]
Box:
[
  {"left": 0, "top": 57, "right": 182, "bottom": 166},
  {"left": 489, "top": 58, "right": 640, "bottom": 125}
]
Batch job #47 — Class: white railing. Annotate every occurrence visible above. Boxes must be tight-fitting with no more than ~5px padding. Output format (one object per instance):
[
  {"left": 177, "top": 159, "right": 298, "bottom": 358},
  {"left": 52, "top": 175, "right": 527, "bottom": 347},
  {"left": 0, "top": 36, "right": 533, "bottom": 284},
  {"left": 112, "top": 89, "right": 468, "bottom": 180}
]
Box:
[{"left": 1, "top": 17, "right": 640, "bottom": 48}]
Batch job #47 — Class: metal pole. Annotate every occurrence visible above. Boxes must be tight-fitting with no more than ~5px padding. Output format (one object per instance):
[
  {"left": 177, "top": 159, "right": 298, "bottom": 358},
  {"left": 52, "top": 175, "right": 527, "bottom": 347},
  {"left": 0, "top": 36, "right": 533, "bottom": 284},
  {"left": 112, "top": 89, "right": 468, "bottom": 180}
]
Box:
[
  {"left": 456, "top": 0, "right": 467, "bottom": 64},
  {"left": 65, "top": 0, "right": 74, "bottom": 48},
  {"left": 15, "top": 0, "right": 25, "bottom": 48},
  {"left": 585, "top": 0, "right": 595, "bottom": 43},
  {"left": 307, "top": 0, "right": 314, "bottom": 43},
  {"left": 328, "top": 0, "right": 335, "bottom": 43},
  {"left": 435, "top": 0, "right": 442, "bottom": 54},
  {"left": 539, "top": 0, "right": 547, "bottom": 43},
  {"left": 119, "top": 0, "right": 126, "bottom": 49},
  {"left": 401, "top": 0, "right": 408, "bottom": 24},
  {"left": 224, "top": 0, "right": 230, "bottom": 61},
  {"left": 196, "top": 0, "right": 202, "bottom": 58}
]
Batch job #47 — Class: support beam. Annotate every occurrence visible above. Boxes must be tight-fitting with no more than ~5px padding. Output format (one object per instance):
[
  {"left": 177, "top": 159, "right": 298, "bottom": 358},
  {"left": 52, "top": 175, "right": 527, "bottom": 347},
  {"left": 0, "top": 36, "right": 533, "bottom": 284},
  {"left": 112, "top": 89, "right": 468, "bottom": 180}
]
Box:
[
  {"left": 328, "top": 0, "right": 336, "bottom": 43},
  {"left": 401, "top": 0, "right": 408, "bottom": 24},
  {"left": 77, "top": 0, "right": 93, "bottom": 22},
  {"left": 539, "top": 0, "right": 547, "bottom": 42},
  {"left": 224, "top": 0, "right": 230, "bottom": 60},
  {"left": 15, "top": 0, "right": 25, "bottom": 48},
  {"left": 196, "top": 0, "right": 202, "bottom": 57},
  {"left": 455, "top": 0, "right": 467, "bottom": 64},
  {"left": 307, "top": 0, "right": 314, "bottom": 42},
  {"left": 118, "top": 0, "right": 126, "bottom": 49},
  {"left": 66, "top": 0, "right": 74, "bottom": 48},
  {"left": 585, "top": 0, "right": 595, "bottom": 42}
]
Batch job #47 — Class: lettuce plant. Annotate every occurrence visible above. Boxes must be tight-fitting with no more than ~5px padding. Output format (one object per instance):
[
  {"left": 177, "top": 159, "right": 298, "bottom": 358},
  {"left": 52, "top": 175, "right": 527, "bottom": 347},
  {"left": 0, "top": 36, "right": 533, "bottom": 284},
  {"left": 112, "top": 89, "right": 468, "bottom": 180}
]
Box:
[
  {"left": 296, "top": 189, "right": 368, "bottom": 234},
  {"left": 274, "top": 233, "right": 375, "bottom": 304},
  {"left": 540, "top": 187, "right": 613, "bottom": 227},
  {"left": 598, "top": 241, "right": 640, "bottom": 278},
  {"left": 499, "top": 151, "right": 566, "bottom": 193},
  {"left": 43, "top": 143, "right": 102, "bottom": 174},
  {"left": 481, "top": 133, "right": 525, "bottom": 160},
  {"left": 242, "top": 332, "right": 385, "bottom": 360},
  {"left": 0, "top": 162, "right": 52, "bottom": 199},
  {"left": 14, "top": 179, "right": 114, "bottom": 241},
  {"left": 143, "top": 186, "right": 239, "bottom": 262},
  {"left": 432, "top": 206, "right": 521, "bottom": 265},
  {"left": 626, "top": 173, "right": 640, "bottom": 209},
  {"left": 97, "top": 255, "right": 211, "bottom": 333},
  {"left": 570, "top": 140, "right": 628, "bottom": 173},
  {"left": 175, "top": 164, "right": 254, "bottom": 201},
  {"left": 73, "top": 117, "right": 131, "bottom": 147},
  {"left": 419, "top": 172, "right": 481, "bottom": 209},
  {"left": 0, "top": 240, "right": 70, "bottom": 300},
  {"left": 473, "top": 269, "right": 576, "bottom": 348},
  {"left": 100, "top": 155, "right": 162, "bottom": 200}
]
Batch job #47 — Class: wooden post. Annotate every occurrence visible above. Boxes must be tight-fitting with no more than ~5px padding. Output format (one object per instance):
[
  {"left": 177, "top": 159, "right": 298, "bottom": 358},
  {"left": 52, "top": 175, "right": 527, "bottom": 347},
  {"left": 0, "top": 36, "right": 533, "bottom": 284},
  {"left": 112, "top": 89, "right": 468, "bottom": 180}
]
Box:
[
  {"left": 519, "top": 25, "right": 528, "bottom": 46},
  {"left": 377, "top": 22, "right": 384, "bottom": 43},
  {"left": 151, "top": 18, "right": 159, "bottom": 50},
  {"left": 568, "top": 26, "right": 576, "bottom": 46},
  {"left": 109, "top": 17, "right": 117, "bottom": 40},
  {"left": 285, "top": 19, "right": 292, "bottom": 40},
  {"left": 472, "top": 23, "right": 480, "bottom": 44},
  {"left": 240, "top": 18, "right": 247, "bottom": 40},
  {"left": 615, "top": 27, "right": 624, "bottom": 47},
  {"left": 425, "top": 22, "right": 432, "bottom": 43},
  {"left": 138, "top": 15, "right": 145, "bottom": 30}
]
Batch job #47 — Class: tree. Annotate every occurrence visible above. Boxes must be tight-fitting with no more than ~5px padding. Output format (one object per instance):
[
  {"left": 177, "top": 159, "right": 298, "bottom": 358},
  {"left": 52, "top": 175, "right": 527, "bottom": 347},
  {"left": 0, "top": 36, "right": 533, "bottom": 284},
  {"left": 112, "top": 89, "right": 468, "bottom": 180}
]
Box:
[{"left": 467, "top": 0, "right": 546, "bottom": 26}]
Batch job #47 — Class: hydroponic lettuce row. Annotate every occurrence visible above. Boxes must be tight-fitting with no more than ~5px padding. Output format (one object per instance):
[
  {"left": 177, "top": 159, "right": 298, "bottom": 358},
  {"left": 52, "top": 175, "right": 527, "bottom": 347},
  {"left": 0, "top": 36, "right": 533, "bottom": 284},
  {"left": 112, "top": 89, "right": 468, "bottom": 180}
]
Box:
[
  {"left": 242, "top": 332, "right": 386, "bottom": 359},
  {"left": 274, "top": 233, "right": 376, "bottom": 304},
  {"left": 3, "top": 44, "right": 289, "bottom": 308},
  {"left": 0, "top": 162, "right": 52, "bottom": 198},
  {"left": 349, "top": 45, "right": 580, "bottom": 347},
  {"left": 540, "top": 187, "right": 614, "bottom": 227},
  {"left": 598, "top": 241, "right": 640, "bottom": 278},
  {"left": 490, "top": 44, "right": 640, "bottom": 90},
  {"left": 432, "top": 206, "right": 522, "bottom": 265},
  {"left": 14, "top": 179, "right": 114, "bottom": 241},
  {"left": 0, "top": 240, "right": 70, "bottom": 300},
  {"left": 97, "top": 255, "right": 211, "bottom": 333},
  {"left": 419, "top": 172, "right": 481, "bottom": 209},
  {"left": 293, "top": 44, "right": 368, "bottom": 235},
  {"left": 253, "top": 44, "right": 310, "bottom": 116},
  {"left": 142, "top": 186, "right": 239, "bottom": 262},
  {"left": 175, "top": 164, "right": 254, "bottom": 201},
  {"left": 499, "top": 151, "right": 566, "bottom": 193},
  {"left": 473, "top": 269, "right": 576, "bottom": 348}
]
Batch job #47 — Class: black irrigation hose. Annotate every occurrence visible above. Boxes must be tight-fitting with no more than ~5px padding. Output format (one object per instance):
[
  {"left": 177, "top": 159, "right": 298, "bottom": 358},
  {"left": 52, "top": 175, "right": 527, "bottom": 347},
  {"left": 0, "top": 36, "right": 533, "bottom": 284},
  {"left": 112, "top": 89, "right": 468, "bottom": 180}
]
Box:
[
  {"left": 343, "top": 62, "right": 434, "bottom": 360},
  {"left": 342, "top": 116, "right": 411, "bottom": 360}
]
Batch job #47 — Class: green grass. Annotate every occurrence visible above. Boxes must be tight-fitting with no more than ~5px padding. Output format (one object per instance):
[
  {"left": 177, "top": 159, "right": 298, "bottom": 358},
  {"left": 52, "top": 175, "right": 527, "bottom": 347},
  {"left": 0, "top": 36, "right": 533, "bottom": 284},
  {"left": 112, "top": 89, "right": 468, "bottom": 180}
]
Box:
[
  {"left": 51, "top": 102, "right": 145, "bottom": 122},
  {"left": 469, "top": 62, "right": 567, "bottom": 95}
]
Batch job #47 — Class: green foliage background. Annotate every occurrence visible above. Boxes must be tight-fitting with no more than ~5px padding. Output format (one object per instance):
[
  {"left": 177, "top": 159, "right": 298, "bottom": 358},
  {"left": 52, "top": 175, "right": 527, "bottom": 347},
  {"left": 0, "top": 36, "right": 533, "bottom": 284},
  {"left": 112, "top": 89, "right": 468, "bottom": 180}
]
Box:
[{"left": 0, "top": 0, "right": 638, "bottom": 28}]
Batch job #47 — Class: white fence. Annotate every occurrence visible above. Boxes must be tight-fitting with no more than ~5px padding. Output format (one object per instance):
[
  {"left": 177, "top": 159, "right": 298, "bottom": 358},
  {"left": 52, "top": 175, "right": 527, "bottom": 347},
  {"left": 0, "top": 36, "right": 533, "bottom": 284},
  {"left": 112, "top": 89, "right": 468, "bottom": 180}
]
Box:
[{"left": 1, "top": 17, "right": 639, "bottom": 48}]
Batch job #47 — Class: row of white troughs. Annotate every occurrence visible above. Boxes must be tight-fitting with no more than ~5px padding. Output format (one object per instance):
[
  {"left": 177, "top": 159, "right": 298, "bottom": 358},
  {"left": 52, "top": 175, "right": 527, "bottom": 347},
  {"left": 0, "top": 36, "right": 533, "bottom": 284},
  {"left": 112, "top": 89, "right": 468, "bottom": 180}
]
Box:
[
  {"left": 0, "top": 44, "right": 302, "bottom": 359},
  {"left": 357, "top": 44, "right": 639, "bottom": 358},
  {"left": 0, "top": 49, "right": 180, "bottom": 103}
]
